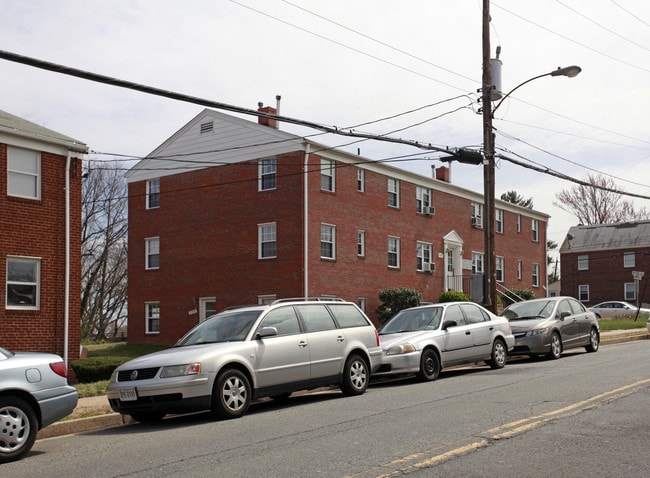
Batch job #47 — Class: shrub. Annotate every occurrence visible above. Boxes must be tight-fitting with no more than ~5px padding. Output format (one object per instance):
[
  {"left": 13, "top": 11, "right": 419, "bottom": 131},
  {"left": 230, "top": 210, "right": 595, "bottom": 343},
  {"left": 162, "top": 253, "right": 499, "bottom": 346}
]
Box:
[
  {"left": 501, "top": 289, "right": 535, "bottom": 306},
  {"left": 438, "top": 290, "right": 470, "bottom": 302},
  {"left": 376, "top": 287, "right": 422, "bottom": 324},
  {"left": 72, "top": 357, "right": 131, "bottom": 383}
]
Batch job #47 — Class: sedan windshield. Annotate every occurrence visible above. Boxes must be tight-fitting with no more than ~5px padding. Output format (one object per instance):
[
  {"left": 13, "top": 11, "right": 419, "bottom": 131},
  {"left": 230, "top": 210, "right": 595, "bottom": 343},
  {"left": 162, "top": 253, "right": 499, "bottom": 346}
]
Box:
[
  {"left": 379, "top": 307, "right": 442, "bottom": 335},
  {"left": 502, "top": 301, "right": 554, "bottom": 320},
  {"left": 175, "top": 310, "right": 262, "bottom": 346}
]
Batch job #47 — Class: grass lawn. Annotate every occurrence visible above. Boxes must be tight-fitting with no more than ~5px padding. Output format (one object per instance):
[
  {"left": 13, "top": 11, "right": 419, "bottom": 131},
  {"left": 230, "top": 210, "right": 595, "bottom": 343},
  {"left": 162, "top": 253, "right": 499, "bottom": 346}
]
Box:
[{"left": 598, "top": 315, "right": 649, "bottom": 331}]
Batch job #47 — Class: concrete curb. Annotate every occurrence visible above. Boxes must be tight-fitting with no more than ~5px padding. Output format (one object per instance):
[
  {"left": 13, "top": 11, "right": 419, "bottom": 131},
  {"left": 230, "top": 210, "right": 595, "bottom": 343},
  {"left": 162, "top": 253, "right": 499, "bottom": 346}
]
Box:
[{"left": 40, "top": 329, "right": 648, "bottom": 440}]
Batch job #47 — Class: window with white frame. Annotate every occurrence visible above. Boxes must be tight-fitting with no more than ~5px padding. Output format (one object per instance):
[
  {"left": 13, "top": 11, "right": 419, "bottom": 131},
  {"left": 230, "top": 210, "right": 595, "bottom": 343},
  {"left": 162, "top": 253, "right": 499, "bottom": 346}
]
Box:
[
  {"left": 146, "top": 302, "right": 160, "bottom": 333},
  {"left": 416, "top": 242, "right": 432, "bottom": 271},
  {"left": 517, "top": 214, "right": 521, "bottom": 233},
  {"left": 472, "top": 252, "right": 484, "bottom": 274},
  {"left": 579, "top": 284, "right": 589, "bottom": 302},
  {"left": 517, "top": 260, "right": 522, "bottom": 280},
  {"left": 471, "top": 202, "right": 483, "bottom": 228},
  {"left": 387, "top": 178, "right": 400, "bottom": 207},
  {"left": 624, "top": 282, "right": 636, "bottom": 301},
  {"left": 388, "top": 236, "right": 400, "bottom": 268},
  {"left": 258, "top": 223, "right": 277, "bottom": 259},
  {"left": 145, "top": 237, "right": 160, "bottom": 270},
  {"left": 532, "top": 219, "right": 539, "bottom": 242},
  {"left": 146, "top": 178, "right": 160, "bottom": 209},
  {"left": 416, "top": 187, "right": 431, "bottom": 214},
  {"left": 623, "top": 252, "right": 635, "bottom": 268},
  {"left": 496, "top": 256, "right": 504, "bottom": 282},
  {"left": 496, "top": 209, "right": 504, "bottom": 233},
  {"left": 199, "top": 297, "right": 216, "bottom": 322},
  {"left": 6, "top": 257, "right": 40, "bottom": 309},
  {"left": 258, "top": 294, "right": 277, "bottom": 305},
  {"left": 578, "top": 255, "right": 589, "bottom": 271},
  {"left": 321, "top": 224, "right": 336, "bottom": 259},
  {"left": 532, "top": 263, "right": 540, "bottom": 287},
  {"left": 357, "top": 168, "right": 365, "bottom": 192},
  {"left": 259, "top": 158, "right": 277, "bottom": 191},
  {"left": 357, "top": 297, "right": 366, "bottom": 313},
  {"left": 357, "top": 230, "right": 365, "bottom": 257},
  {"left": 320, "top": 158, "right": 335, "bottom": 192},
  {"left": 7, "top": 146, "right": 41, "bottom": 199}
]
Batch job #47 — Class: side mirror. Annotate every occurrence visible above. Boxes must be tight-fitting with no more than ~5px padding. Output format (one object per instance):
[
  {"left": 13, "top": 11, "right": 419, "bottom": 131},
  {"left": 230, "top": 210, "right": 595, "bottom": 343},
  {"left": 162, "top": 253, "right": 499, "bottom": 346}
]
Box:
[
  {"left": 256, "top": 326, "right": 278, "bottom": 339},
  {"left": 559, "top": 311, "right": 571, "bottom": 320},
  {"left": 442, "top": 320, "right": 457, "bottom": 330}
]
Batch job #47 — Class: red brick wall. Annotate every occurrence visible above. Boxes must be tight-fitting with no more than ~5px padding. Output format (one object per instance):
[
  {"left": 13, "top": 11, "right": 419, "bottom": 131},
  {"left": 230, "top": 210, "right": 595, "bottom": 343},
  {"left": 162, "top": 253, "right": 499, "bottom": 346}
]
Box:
[
  {"left": 128, "top": 150, "right": 547, "bottom": 343},
  {"left": 0, "top": 144, "right": 81, "bottom": 365}
]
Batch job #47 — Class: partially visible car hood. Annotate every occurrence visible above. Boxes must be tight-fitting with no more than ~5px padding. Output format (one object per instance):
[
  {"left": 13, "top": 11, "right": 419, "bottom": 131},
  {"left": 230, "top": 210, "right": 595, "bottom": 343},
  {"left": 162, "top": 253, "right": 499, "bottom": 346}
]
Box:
[
  {"left": 508, "top": 318, "right": 551, "bottom": 333},
  {"left": 115, "top": 342, "right": 255, "bottom": 370},
  {"left": 379, "top": 330, "right": 443, "bottom": 350}
]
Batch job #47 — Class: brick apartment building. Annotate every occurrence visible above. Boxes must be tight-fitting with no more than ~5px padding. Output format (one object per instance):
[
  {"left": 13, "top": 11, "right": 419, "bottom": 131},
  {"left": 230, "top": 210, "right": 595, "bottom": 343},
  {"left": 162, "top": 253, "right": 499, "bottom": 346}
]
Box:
[
  {"left": 126, "top": 107, "right": 549, "bottom": 345},
  {"left": 1, "top": 108, "right": 87, "bottom": 368},
  {"left": 560, "top": 221, "right": 650, "bottom": 306}
]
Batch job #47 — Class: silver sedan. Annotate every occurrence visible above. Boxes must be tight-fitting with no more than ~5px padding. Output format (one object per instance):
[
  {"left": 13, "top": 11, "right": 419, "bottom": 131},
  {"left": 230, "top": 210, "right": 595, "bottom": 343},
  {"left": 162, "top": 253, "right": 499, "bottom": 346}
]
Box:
[
  {"left": 0, "top": 346, "right": 78, "bottom": 463},
  {"left": 588, "top": 301, "right": 650, "bottom": 319},
  {"left": 375, "top": 302, "right": 515, "bottom": 381}
]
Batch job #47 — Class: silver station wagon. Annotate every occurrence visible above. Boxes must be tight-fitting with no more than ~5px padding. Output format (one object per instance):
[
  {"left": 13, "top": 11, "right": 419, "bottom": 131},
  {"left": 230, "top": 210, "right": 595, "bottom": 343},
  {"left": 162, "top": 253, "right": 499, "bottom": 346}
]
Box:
[
  {"left": 106, "top": 300, "right": 382, "bottom": 423},
  {"left": 375, "top": 302, "right": 515, "bottom": 381}
]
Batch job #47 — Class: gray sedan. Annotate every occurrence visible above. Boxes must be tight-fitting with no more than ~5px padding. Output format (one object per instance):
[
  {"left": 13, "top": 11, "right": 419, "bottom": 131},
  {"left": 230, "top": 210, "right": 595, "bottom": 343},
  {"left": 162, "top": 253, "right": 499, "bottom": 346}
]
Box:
[
  {"left": 0, "top": 346, "right": 78, "bottom": 463},
  {"left": 588, "top": 301, "right": 650, "bottom": 319},
  {"left": 375, "top": 302, "right": 515, "bottom": 381},
  {"left": 501, "top": 296, "right": 600, "bottom": 359}
]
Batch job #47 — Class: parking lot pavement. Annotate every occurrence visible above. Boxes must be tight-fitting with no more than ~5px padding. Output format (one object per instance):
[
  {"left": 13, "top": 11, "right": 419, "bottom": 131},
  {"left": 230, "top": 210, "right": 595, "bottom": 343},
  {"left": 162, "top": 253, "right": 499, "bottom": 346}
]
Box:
[{"left": 39, "top": 328, "right": 649, "bottom": 440}]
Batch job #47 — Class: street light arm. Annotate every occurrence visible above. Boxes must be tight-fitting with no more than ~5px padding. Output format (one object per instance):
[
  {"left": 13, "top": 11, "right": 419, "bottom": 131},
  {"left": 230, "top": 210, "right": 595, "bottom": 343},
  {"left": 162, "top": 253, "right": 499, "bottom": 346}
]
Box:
[{"left": 492, "top": 65, "right": 582, "bottom": 115}]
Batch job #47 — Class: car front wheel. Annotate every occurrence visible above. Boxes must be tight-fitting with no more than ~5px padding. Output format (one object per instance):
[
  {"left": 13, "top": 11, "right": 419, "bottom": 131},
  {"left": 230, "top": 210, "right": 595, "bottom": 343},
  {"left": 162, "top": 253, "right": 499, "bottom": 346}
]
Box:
[
  {"left": 488, "top": 339, "right": 507, "bottom": 369},
  {"left": 340, "top": 354, "right": 369, "bottom": 396},
  {"left": 546, "top": 332, "right": 562, "bottom": 360},
  {"left": 211, "top": 368, "right": 251, "bottom": 419},
  {"left": 585, "top": 327, "right": 599, "bottom": 353},
  {"left": 416, "top": 348, "right": 441, "bottom": 381},
  {"left": 0, "top": 396, "right": 38, "bottom": 464}
]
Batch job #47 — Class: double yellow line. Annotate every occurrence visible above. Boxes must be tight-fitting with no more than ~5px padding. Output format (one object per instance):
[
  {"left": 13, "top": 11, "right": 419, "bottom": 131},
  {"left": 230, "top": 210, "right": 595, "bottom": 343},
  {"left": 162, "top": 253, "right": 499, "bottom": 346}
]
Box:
[{"left": 347, "top": 379, "right": 650, "bottom": 478}]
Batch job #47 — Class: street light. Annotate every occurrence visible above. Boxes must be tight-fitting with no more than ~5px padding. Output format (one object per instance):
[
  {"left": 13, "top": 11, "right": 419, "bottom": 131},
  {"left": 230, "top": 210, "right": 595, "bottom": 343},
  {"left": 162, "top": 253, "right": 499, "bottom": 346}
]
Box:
[{"left": 481, "top": 3, "right": 581, "bottom": 312}]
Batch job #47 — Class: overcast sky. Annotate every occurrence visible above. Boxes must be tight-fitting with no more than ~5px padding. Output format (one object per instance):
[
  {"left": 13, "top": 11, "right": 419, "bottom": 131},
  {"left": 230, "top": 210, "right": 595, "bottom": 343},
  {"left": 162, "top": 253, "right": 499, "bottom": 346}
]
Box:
[{"left": 2, "top": 0, "right": 649, "bottom": 258}]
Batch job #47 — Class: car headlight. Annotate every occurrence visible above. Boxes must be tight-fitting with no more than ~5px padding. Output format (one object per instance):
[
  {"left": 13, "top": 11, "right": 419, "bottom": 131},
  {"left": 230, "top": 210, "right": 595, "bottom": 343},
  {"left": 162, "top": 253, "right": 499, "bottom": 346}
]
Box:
[
  {"left": 386, "top": 344, "right": 416, "bottom": 355},
  {"left": 160, "top": 363, "right": 201, "bottom": 378},
  {"left": 525, "top": 328, "right": 549, "bottom": 337},
  {"left": 110, "top": 369, "right": 119, "bottom": 383}
]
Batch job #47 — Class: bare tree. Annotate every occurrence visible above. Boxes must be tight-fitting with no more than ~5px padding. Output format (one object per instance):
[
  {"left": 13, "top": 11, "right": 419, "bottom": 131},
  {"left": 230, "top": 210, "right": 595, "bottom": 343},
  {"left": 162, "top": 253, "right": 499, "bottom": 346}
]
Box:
[
  {"left": 81, "top": 160, "right": 128, "bottom": 341},
  {"left": 554, "top": 173, "right": 650, "bottom": 225}
]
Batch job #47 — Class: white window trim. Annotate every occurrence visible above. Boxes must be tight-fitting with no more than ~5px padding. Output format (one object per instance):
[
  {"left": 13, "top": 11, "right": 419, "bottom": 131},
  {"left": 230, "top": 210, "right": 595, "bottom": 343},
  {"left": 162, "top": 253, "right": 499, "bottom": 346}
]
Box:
[
  {"left": 7, "top": 146, "right": 41, "bottom": 200},
  {"left": 258, "top": 158, "right": 277, "bottom": 191},
  {"left": 357, "top": 230, "right": 365, "bottom": 257},
  {"left": 146, "top": 178, "right": 160, "bottom": 209},
  {"left": 199, "top": 297, "right": 217, "bottom": 322},
  {"left": 579, "top": 284, "right": 590, "bottom": 302},
  {"left": 6, "top": 256, "right": 41, "bottom": 310},
  {"left": 532, "top": 263, "right": 540, "bottom": 287},
  {"left": 145, "top": 237, "right": 160, "bottom": 270},
  {"left": 388, "top": 236, "right": 401, "bottom": 268},
  {"left": 357, "top": 168, "right": 365, "bottom": 192},
  {"left": 321, "top": 223, "right": 336, "bottom": 259},
  {"left": 416, "top": 187, "right": 431, "bottom": 213},
  {"left": 258, "top": 222, "right": 277, "bottom": 259},
  {"left": 145, "top": 301, "right": 160, "bottom": 334},
  {"left": 496, "top": 209, "right": 504, "bottom": 234},
  {"left": 472, "top": 252, "right": 484, "bottom": 274},
  {"left": 321, "top": 159, "right": 335, "bottom": 192},
  {"left": 388, "top": 178, "right": 400, "bottom": 208},
  {"left": 624, "top": 282, "right": 636, "bottom": 301},
  {"left": 258, "top": 294, "right": 277, "bottom": 305},
  {"left": 496, "top": 256, "right": 505, "bottom": 282},
  {"left": 416, "top": 241, "right": 432, "bottom": 271},
  {"left": 532, "top": 219, "right": 539, "bottom": 242},
  {"left": 623, "top": 252, "right": 635, "bottom": 268},
  {"left": 578, "top": 255, "right": 589, "bottom": 271}
]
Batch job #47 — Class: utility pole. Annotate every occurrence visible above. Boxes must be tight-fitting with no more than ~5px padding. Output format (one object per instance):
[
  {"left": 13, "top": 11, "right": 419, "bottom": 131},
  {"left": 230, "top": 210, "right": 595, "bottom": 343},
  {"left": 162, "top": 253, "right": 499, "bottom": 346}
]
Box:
[{"left": 482, "top": 0, "right": 497, "bottom": 312}]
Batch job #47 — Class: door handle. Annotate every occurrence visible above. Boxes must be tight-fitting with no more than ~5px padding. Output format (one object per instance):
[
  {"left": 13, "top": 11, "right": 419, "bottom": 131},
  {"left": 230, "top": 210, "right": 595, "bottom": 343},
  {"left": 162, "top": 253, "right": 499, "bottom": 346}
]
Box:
[
  {"left": 298, "top": 341, "right": 308, "bottom": 348},
  {"left": 465, "top": 331, "right": 471, "bottom": 335},
  {"left": 337, "top": 336, "right": 345, "bottom": 342}
]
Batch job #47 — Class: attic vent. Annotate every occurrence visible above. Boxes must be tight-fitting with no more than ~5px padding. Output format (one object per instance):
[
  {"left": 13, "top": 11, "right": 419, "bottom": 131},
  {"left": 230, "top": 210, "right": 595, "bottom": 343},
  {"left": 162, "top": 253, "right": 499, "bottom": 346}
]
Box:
[{"left": 200, "top": 121, "right": 214, "bottom": 134}]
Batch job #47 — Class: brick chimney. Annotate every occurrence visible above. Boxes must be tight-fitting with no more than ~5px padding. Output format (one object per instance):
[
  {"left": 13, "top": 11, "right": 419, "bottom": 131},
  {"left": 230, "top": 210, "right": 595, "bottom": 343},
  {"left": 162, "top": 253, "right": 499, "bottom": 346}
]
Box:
[
  {"left": 436, "top": 165, "right": 450, "bottom": 182},
  {"left": 257, "top": 102, "right": 277, "bottom": 129}
]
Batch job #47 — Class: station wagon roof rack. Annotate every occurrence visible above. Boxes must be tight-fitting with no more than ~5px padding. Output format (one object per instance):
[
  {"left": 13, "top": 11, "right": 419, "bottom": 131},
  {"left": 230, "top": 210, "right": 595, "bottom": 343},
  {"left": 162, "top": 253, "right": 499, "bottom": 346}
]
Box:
[{"left": 271, "top": 297, "right": 345, "bottom": 304}]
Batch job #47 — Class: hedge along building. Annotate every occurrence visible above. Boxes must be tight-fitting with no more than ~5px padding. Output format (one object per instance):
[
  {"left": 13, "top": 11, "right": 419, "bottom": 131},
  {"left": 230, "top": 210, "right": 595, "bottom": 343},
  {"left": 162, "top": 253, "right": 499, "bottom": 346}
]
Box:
[
  {"left": 125, "top": 106, "right": 548, "bottom": 345},
  {"left": 1, "top": 108, "right": 87, "bottom": 369}
]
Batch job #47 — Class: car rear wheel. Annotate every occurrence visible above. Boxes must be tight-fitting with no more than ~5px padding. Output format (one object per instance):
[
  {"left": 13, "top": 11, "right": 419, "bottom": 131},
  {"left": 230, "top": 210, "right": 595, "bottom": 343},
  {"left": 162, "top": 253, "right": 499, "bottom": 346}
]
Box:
[
  {"left": 546, "top": 332, "right": 562, "bottom": 360},
  {"left": 585, "top": 327, "right": 599, "bottom": 353},
  {"left": 0, "top": 396, "right": 38, "bottom": 464},
  {"left": 340, "top": 354, "right": 369, "bottom": 396},
  {"left": 416, "top": 348, "right": 440, "bottom": 381},
  {"left": 129, "top": 411, "right": 165, "bottom": 423},
  {"left": 212, "top": 368, "right": 251, "bottom": 419},
  {"left": 488, "top": 339, "right": 507, "bottom": 369}
]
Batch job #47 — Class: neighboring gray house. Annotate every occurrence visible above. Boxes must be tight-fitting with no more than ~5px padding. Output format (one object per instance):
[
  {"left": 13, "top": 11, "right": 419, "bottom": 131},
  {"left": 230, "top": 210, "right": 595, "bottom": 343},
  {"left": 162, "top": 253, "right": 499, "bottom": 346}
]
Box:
[{"left": 559, "top": 221, "right": 650, "bottom": 306}]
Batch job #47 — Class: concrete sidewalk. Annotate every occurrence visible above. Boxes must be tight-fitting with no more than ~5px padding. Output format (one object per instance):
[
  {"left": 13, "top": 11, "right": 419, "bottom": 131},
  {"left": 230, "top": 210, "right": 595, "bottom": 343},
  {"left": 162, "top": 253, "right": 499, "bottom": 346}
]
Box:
[{"left": 38, "top": 328, "right": 649, "bottom": 440}]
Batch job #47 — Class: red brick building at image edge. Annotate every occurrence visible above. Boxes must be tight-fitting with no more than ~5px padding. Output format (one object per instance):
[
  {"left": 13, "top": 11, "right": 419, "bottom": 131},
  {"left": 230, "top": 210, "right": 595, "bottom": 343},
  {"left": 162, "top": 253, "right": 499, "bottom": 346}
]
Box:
[
  {"left": 1, "top": 108, "right": 87, "bottom": 370},
  {"left": 126, "top": 106, "right": 549, "bottom": 345}
]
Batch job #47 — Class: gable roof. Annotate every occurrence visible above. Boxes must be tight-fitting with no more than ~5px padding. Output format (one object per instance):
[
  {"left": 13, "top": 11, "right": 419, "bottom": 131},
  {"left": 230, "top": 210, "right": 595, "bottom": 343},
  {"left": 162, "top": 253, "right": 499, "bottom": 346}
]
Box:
[
  {"left": 559, "top": 220, "right": 650, "bottom": 253},
  {"left": 0, "top": 108, "right": 87, "bottom": 152}
]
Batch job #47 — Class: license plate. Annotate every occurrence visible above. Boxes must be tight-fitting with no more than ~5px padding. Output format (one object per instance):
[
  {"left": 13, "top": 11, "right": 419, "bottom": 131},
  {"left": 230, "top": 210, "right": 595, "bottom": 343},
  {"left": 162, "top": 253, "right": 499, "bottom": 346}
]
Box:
[{"left": 119, "top": 387, "right": 138, "bottom": 402}]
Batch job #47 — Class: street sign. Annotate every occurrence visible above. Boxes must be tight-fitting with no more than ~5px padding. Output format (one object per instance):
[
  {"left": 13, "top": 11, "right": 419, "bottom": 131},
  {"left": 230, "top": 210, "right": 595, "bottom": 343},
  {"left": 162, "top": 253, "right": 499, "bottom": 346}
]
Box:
[{"left": 632, "top": 271, "right": 645, "bottom": 281}]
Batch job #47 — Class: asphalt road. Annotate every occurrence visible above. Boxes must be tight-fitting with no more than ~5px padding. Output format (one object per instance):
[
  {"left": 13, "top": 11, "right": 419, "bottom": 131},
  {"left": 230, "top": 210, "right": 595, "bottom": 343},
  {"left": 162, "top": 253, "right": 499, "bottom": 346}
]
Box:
[{"left": 5, "top": 340, "right": 649, "bottom": 477}]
